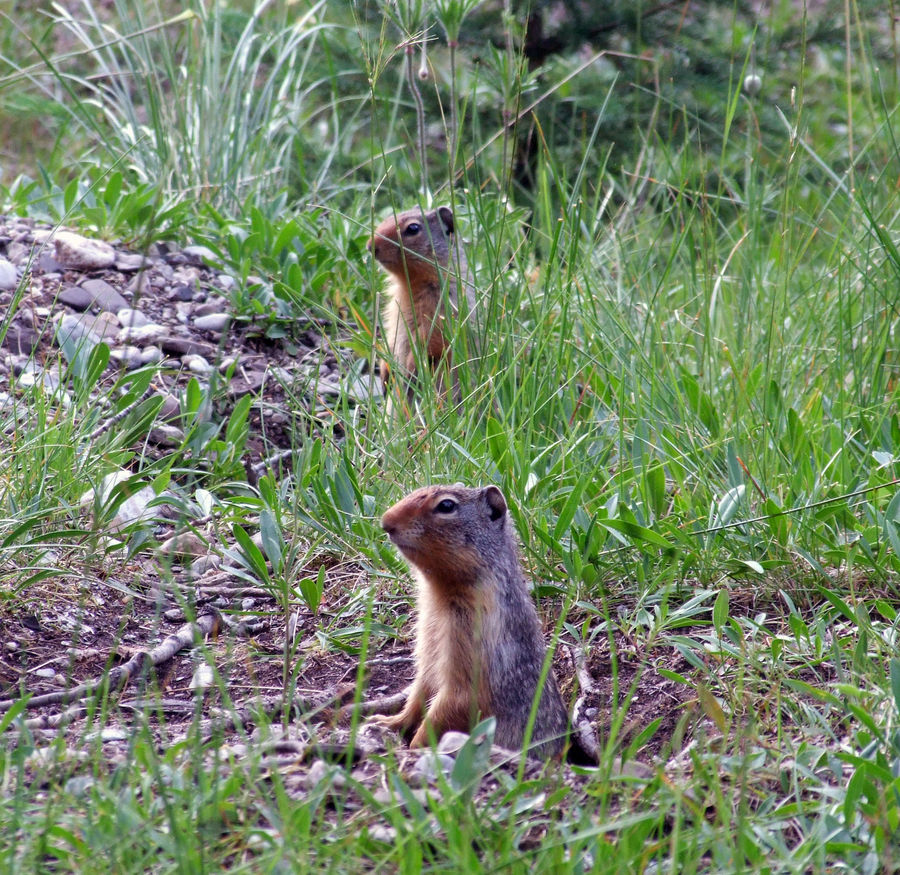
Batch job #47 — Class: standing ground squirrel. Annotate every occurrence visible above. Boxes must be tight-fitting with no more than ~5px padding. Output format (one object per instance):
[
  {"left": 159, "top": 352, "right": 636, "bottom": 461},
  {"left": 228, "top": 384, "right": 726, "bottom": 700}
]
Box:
[
  {"left": 375, "top": 483, "right": 568, "bottom": 759},
  {"left": 367, "top": 206, "right": 475, "bottom": 412}
]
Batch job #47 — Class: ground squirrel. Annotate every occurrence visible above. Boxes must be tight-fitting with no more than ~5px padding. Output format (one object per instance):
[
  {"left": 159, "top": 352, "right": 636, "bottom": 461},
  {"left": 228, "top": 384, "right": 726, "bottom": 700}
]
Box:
[
  {"left": 375, "top": 483, "right": 568, "bottom": 759},
  {"left": 367, "top": 206, "right": 475, "bottom": 412}
]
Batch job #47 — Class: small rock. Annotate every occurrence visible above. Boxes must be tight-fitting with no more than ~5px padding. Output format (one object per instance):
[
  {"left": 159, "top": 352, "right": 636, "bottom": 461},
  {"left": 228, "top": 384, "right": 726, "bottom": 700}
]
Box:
[
  {"left": 79, "top": 278, "right": 128, "bottom": 312},
  {"left": 58, "top": 285, "right": 94, "bottom": 311},
  {"left": 148, "top": 425, "right": 184, "bottom": 447},
  {"left": 56, "top": 313, "right": 102, "bottom": 352},
  {"left": 109, "top": 345, "right": 144, "bottom": 370},
  {"left": 193, "top": 297, "right": 227, "bottom": 316},
  {"left": 159, "top": 336, "right": 214, "bottom": 357},
  {"left": 241, "top": 598, "right": 255, "bottom": 611},
  {"left": 140, "top": 346, "right": 163, "bottom": 365},
  {"left": 118, "top": 323, "right": 165, "bottom": 343},
  {"left": 171, "top": 282, "right": 195, "bottom": 302},
  {"left": 217, "top": 274, "right": 237, "bottom": 291},
  {"left": 1, "top": 322, "right": 40, "bottom": 354},
  {"left": 192, "top": 554, "right": 221, "bottom": 575},
  {"left": 129, "top": 272, "right": 152, "bottom": 296},
  {"left": 183, "top": 244, "right": 217, "bottom": 264},
  {"left": 33, "top": 667, "right": 57, "bottom": 679},
  {"left": 6, "top": 241, "right": 28, "bottom": 265},
  {"left": 189, "top": 662, "right": 214, "bottom": 690},
  {"left": 193, "top": 313, "right": 230, "bottom": 332},
  {"left": 115, "top": 252, "right": 147, "bottom": 271},
  {"left": 0, "top": 257, "right": 17, "bottom": 290},
  {"left": 116, "top": 307, "right": 149, "bottom": 328},
  {"left": 38, "top": 230, "right": 116, "bottom": 270},
  {"left": 156, "top": 392, "right": 181, "bottom": 421},
  {"left": 184, "top": 354, "right": 212, "bottom": 376},
  {"left": 410, "top": 751, "right": 455, "bottom": 785},
  {"left": 80, "top": 470, "right": 157, "bottom": 529},
  {"left": 436, "top": 732, "right": 471, "bottom": 755},
  {"left": 38, "top": 251, "right": 63, "bottom": 273},
  {"left": 158, "top": 532, "right": 207, "bottom": 560}
]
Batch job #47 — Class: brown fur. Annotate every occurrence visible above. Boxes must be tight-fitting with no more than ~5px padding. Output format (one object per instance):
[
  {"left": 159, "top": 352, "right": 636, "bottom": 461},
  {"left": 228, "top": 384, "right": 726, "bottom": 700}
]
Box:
[
  {"left": 375, "top": 484, "right": 568, "bottom": 758},
  {"left": 367, "top": 207, "right": 475, "bottom": 415}
]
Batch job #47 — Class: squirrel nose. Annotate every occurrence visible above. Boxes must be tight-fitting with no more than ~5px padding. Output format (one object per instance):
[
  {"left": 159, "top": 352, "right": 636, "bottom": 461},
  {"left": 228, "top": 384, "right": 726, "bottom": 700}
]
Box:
[{"left": 366, "top": 236, "right": 374, "bottom": 253}]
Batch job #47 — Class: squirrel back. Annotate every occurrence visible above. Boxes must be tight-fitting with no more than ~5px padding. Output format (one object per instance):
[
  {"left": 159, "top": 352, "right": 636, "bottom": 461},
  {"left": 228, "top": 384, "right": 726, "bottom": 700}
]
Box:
[
  {"left": 378, "top": 483, "right": 568, "bottom": 758},
  {"left": 367, "top": 207, "right": 476, "bottom": 413}
]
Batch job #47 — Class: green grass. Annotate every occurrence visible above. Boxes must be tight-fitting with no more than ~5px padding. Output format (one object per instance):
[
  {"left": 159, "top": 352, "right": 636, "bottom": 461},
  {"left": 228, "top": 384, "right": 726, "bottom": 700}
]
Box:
[{"left": 2, "top": 0, "right": 900, "bottom": 871}]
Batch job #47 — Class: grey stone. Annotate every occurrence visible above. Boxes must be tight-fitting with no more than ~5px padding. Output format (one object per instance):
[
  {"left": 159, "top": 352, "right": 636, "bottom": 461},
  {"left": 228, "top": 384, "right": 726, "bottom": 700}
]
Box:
[
  {"left": 109, "top": 345, "right": 143, "bottom": 369},
  {"left": 38, "top": 251, "right": 63, "bottom": 273},
  {"left": 116, "top": 307, "right": 148, "bottom": 328},
  {"left": 0, "top": 257, "right": 17, "bottom": 290},
  {"left": 159, "top": 336, "right": 214, "bottom": 357},
  {"left": 80, "top": 278, "right": 128, "bottom": 312},
  {"left": 184, "top": 354, "right": 213, "bottom": 376},
  {"left": 148, "top": 425, "right": 184, "bottom": 447},
  {"left": 115, "top": 252, "right": 147, "bottom": 271},
  {"left": 183, "top": 244, "right": 217, "bottom": 264},
  {"left": 193, "top": 297, "right": 227, "bottom": 316},
  {"left": 1, "top": 322, "right": 40, "bottom": 354},
  {"left": 118, "top": 323, "right": 164, "bottom": 343},
  {"left": 158, "top": 532, "right": 206, "bottom": 559},
  {"left": 56, "top": 313, "right": 102, "bottom": 350},
  {"left": 58, "top": 285, "right": 93, "bottom": 311},
  {"left": 140, "top": 346, "right": 163, "bottom": 365},
  {"left": 50, "top": 230, "right": 116, "bottom": 270},
  {"left": 193, "top": 313, "right": 230, "bottom": 332},
  {"left": 191, "top": 554, "right": 221, "bottom": 575}
]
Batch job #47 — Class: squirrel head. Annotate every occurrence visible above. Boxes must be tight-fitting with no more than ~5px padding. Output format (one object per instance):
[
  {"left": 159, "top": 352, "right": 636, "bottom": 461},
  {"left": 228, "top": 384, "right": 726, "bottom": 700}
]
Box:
[
  {"left": 381, "top": 484, "right": 509, "bottom": 588},
  {"left": 367, "top": 207, "right": 455, "bottom": 274}
]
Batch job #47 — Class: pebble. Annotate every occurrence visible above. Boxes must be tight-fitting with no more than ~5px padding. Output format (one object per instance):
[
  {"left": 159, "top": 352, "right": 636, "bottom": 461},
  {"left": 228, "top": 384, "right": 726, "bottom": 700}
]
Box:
[
  {"left": 158, "top": 532, "right": 207, "bottom": 559},
  {"left": 115, "top": 252, "right": 146, "bottom": 271},
  {"left": 80, "top": 470, "right": 157, "bottom": 529},
  {"left": 191, "top": 554, "right": 221, "bottom": 575},
  {"left": 116, "top": 307, "right": 149, "bottom": 328},
  {"left": 79, "top": 278, "right": 129, "bottom": 312},
  {"left": 118, "top": 323, "right": 164, "bottom": 343},
  {"left": 184, "top": 354, "right": 213, "bottom": 376},
  {"left": 1, "top": 322, "right": 40, "bottom": 354},
  {"left": 58, "top": 285, "right": 94, "bottom": 311},
  {"left": 193, "top": 313, "right": 230, "bottom": 332},
  {"left": 56, "top": 313, "right": 102, "bottom": 351},
  {"left": 160, "top": 336, "right": 213, "bottom": 357},
  {"left": 0, "top": 257, "right": 17, "bottom": 290},
  {"left": 183, "top": 244, "right": 217, "bottom": 264},
  {"left": 140, "top": 346, "right": 163, "bottom": 364},
  {"left": 109, "top": 345, "right": 144, "bottom": 369},
  {"left": 148, "top": 425, "right": 184, "bottom": 447},
  {"left": 410, "top": 751, "right": 455, "bottom": 785},
  {"left": 40, "top": 230, "right": 116, "bottom": 270}
]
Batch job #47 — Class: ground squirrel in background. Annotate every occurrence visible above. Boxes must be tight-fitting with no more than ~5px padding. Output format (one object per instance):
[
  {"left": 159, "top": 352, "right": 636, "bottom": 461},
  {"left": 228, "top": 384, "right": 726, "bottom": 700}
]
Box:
[
  {"left": 367, "top": 206, "right": 476, "bottom": 414},
  {"left": 375, "top": 483, "right": 568, "bottom": 759}
]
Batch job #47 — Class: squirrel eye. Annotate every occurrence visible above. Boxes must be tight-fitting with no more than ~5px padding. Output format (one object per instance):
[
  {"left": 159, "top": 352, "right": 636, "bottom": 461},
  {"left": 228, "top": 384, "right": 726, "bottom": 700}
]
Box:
[
  {"left": 403, "top": 222, "right": 421, "bottom": 236},
  {"left": 434, "top": 498, "right": 457, "bottom": 514}
]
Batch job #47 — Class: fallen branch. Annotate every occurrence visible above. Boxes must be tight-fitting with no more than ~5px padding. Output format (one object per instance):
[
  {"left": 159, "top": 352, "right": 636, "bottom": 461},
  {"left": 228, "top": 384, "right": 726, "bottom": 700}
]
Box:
[
  {"left": 568, "top": 645, "right": 601, "bottom": 764},
  {"left": 0, "top": 609, "right": 223, "bottom": 714}
]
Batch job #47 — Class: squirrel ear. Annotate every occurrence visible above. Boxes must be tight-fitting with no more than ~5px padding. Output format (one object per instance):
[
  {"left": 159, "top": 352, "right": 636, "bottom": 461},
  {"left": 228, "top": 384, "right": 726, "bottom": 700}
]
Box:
[
  {"left": 437, "top": 206, "right": 455, "bottom": 235},
  {"left": 483, "top": 486, "right": 507, "bottom": 522}
]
